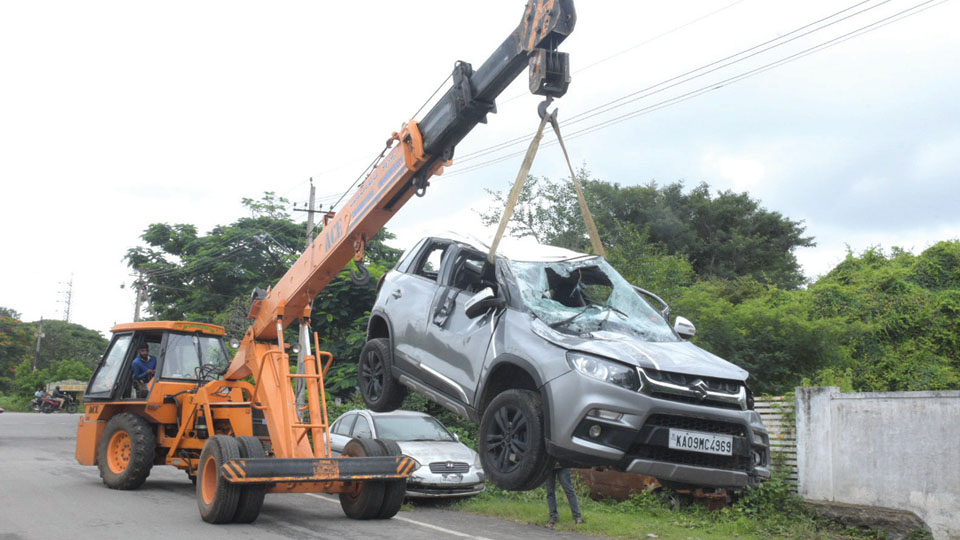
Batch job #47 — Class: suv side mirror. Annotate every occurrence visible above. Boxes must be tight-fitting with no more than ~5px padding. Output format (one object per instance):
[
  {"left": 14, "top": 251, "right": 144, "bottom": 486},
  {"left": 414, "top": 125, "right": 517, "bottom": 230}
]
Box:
[
  {"left": 673, "top": 316, "right": 696, "bottom": 339},
  {"left": 464, "top": 287, "right": 505, "bottom": 319}
]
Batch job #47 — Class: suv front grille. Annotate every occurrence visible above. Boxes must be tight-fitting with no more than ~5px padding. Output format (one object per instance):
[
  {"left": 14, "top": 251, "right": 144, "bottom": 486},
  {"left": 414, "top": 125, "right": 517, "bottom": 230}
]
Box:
[
  {"left": 627, "top": 414, "right": 752, "bottom": 472},
  {"left": 639, "top": 368, "right": 747, "bottom": 411},
  {"left": 645, "top": 414, "right": 746, "bottom": 436},
  {"left": 429, "top": 461, "right": 470, "bottom": 474}
]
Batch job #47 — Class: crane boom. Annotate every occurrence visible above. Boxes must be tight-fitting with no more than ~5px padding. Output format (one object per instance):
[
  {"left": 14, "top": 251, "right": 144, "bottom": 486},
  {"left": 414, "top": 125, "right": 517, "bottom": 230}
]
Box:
[{"left": 228, "top": 0, "right": 575, "bottom": 371}]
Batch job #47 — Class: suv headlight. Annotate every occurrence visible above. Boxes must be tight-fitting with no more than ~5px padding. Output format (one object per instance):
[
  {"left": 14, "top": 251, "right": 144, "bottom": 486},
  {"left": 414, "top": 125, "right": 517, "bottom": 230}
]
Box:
[{"left": 567, "top": 352, "right": 640, "bottom": 391}]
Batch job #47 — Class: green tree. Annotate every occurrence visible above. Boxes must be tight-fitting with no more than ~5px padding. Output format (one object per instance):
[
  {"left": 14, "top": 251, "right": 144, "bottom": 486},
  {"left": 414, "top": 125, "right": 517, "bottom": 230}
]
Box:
[
  {"left": 35, "top": 320, "right": 107, "bottom": 371},
  {"left": 482, "top": 173, "right": 814, "bottom": 289},
  {"left": 0, "top": 309, "right": 33, "bottom": 393},
  {"left": 125, "top": 193, "right": 403, "bottom": 399}
]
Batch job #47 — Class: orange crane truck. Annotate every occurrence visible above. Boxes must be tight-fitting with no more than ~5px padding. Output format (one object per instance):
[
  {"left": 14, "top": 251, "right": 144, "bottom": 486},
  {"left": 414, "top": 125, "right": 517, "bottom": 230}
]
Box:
[{"left": 75, "top": 0, "right": 575, "bottom": 524}]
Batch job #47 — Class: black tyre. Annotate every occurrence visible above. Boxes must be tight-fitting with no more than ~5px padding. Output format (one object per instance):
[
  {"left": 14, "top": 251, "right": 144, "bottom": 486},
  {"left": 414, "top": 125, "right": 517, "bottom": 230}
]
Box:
[
  {"left": 65, "top": 402, "right": 78, "bottom": 414},
  {"left": 41, "top": 402, "right": 54, "bottom": 414},
  {"left": 232, "top": 436, "right": 267, "bottom": 523},
  {"left": 479, "top": 389, "right": 552, "bottom": 491},
  {"left": 374, "top": 439, "right": 407, "bottom": 519},
  {"left": 339, "top": 438, "right": 386, "bottom": 519},
  {"left": 197, "top": 435, "right": 242, "bottom": 523},
  {"left": 98, "top": 413, "right": 156, "bottom": 490},
  {"left": 358, "top": 338, "right": 406, "bottom": 412}
]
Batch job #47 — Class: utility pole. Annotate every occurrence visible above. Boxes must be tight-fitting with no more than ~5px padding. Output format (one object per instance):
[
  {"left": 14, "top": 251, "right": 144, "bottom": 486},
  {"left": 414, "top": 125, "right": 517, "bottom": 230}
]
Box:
[
  {"left": 133, "top": 270, "right": 144, "bottom": 322},
  {"left": 33, "top": 317, "right": 45, "bottom": 371},
  {"left": 60, "top": 274, "right": 74, "bottom": 322},
  {"left": 293, "top": 178, "right": 320, "bottom": 250}
]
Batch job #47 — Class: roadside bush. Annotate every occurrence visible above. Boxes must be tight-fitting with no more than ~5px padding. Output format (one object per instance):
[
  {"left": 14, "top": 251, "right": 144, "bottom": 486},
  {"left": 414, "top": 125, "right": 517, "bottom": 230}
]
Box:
[{"left": 0, "top": 393, "right": 30, "bottom": 412}]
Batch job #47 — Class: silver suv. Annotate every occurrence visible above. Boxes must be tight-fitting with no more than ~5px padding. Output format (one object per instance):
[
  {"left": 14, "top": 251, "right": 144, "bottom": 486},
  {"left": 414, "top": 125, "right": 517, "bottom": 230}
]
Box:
[{"left": 359, "top": 234, "right": 771, "bottom": 491}]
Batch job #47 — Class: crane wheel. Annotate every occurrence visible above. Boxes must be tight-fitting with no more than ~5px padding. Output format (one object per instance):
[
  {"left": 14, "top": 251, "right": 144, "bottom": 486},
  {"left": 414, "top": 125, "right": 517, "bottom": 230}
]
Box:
[
  {"left": 197, "top": 435, "right": 242, "bottom": 523},
  {"left": 97, "top": 413, "right": 155, "bottom": 490},
  {"left": 339, "top": 438, "right": 386, "bottom": 519},
  {"left": 374, "top": 439, "right": 407, "bottom": 519},
  {"left": 232, "top": 436, "right": 267, "bottom": 523}
]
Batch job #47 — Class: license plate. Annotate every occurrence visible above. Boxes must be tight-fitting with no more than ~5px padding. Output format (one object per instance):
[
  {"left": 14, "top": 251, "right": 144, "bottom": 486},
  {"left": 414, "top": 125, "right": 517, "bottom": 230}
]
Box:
[
  {"left": 668, "top": 429, "right": 733, "bottom": 456},
  {"left": 440, "top": 474, "right": 463, "bottom": 483}
]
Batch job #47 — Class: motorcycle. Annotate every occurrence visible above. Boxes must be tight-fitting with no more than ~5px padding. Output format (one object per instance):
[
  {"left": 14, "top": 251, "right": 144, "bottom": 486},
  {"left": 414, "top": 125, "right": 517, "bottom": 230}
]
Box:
[{"left": 35, "top": 394, "right": 78, "bottom": 414}]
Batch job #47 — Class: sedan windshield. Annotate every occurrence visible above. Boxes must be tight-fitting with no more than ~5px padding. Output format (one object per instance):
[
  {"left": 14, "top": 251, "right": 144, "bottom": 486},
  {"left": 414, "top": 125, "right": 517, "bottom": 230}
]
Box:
[
  {"left": 373, "top": 416, "right": 456, "bottom": 442},
  {"left": 508, "top": 257, "right": 678, "bottom": 342}
]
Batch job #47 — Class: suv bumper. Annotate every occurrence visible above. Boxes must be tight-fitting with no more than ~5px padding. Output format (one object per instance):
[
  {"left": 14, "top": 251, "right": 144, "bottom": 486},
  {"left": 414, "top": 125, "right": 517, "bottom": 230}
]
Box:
[{"left": 543, "top": 370, "right": 771, "bottom": 488}]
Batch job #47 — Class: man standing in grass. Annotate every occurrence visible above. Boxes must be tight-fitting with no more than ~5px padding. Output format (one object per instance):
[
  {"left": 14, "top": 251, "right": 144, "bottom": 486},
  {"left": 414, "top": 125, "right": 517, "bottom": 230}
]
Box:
[{"left": 545, "top": 467, "right": 584, "bottom": 528}]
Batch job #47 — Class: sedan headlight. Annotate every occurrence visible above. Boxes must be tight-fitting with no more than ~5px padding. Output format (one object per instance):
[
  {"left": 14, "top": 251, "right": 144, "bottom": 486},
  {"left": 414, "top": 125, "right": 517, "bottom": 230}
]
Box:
[
  {"left": 474, "top": 453, "right": 483, "bottom": 471},
  {"left": 567, "top": 352, "right": 641, "bottom": 391}
]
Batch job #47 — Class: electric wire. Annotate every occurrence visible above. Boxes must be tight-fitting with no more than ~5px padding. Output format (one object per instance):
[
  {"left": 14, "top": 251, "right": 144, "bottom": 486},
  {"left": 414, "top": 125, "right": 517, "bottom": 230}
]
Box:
[
  {"left": 444, "top": 0, "right": 949, "bottom": 178},
  {"left": 456, "top": 0, "right": 888, "bottom": 164},
  {"left": 497, "top": 0, "right": 749, "bottom": 106}
]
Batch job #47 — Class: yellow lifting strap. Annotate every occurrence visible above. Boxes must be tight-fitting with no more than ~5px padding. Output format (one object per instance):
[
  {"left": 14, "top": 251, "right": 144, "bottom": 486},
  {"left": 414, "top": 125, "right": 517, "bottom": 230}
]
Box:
[{"left": 488, "top": 107, "right": 606, "bottom": 264}]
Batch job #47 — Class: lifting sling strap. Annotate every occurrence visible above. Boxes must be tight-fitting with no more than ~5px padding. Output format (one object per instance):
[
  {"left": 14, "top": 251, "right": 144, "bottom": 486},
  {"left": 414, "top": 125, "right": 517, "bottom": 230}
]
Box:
[{"left": 488, "top": 105, "right": 606, "bottom": 263}]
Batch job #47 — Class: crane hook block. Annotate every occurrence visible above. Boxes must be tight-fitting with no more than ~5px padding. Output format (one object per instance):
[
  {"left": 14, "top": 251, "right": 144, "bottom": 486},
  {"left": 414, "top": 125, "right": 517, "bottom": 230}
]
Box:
[{"left": 350, "top": 260, "right": 370, "bottom": 286}]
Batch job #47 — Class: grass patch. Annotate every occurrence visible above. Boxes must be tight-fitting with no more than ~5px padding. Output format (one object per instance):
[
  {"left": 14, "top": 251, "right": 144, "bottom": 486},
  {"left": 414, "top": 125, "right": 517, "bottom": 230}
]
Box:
[
  {"left": 453, "top": 473, "right": 885, "bottom": 540},
  {"left": 0, "top": 394, "right": 31, "bottom": 412}
]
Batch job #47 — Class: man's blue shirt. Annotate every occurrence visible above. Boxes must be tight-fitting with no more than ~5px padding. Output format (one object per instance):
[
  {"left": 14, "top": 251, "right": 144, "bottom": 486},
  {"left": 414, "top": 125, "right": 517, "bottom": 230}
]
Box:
[{"left": 132, "top": 355, "right": 157, "bottom": 382}]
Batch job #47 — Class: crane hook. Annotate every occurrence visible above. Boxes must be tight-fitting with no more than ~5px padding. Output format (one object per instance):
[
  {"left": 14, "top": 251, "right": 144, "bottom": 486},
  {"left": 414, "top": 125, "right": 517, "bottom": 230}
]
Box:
[
  {"left": 537, "top": 95, "right": 554, "bottom": 120},
  {"left": 350, "top": 259, "right": 370, "bottom": 285}
]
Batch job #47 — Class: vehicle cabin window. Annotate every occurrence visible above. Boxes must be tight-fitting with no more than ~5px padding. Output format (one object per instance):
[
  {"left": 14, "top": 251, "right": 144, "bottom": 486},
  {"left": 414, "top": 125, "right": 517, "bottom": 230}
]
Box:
[
  {"left": 414, "top": 243, "right": 449, "bottom": 282},
  {"left": 161, "top": 334, "right": 228, "bottom": 380},
  {"left": 352, "top": 415, "right": 372, "bottom": 438},
  {"left": 88, "top": 334, "right": 133, "bottom": 395},
  {"left": 333, "top": 414, "right": 356, "bottom": 436},
  {"left": 395, "top": 238, "right": 428, "bottom": 274},
  {"left": 450, "top": 250, "right": 494, "bottom": 293}
]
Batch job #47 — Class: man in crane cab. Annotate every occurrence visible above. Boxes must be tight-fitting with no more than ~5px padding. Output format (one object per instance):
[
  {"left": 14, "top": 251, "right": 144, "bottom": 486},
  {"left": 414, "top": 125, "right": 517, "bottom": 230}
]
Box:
[{"left": 132, "top": 345, "right": 157, "bottom": 397}]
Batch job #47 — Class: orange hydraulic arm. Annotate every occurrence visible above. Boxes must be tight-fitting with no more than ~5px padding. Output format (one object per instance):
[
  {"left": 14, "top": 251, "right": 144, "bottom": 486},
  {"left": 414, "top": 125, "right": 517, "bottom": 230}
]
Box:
[{"left": 223, "top": 0, "right": 576, "bottom": 459}]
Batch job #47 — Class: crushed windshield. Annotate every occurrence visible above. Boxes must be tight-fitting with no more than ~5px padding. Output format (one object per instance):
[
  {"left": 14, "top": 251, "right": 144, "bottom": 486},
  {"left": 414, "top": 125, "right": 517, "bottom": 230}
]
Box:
[
  {"left": 508, "top": 257, "right": 678, "bottom": 342},
  {"left": 373, "top": 416, "right": 456, "bottom": 442}
]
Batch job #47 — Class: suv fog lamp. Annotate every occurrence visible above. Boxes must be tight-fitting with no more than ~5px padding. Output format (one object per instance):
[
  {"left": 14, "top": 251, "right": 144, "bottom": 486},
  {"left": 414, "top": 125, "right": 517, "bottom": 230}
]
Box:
[
  {"left": 588, "top": 425, "right": 602, "bottom": 438},
  {"left": 752, "top": 450, "right": 763, "bottom": 466},
  {"left": 567, "top": 352, "right": 640, "bottom": 391}
]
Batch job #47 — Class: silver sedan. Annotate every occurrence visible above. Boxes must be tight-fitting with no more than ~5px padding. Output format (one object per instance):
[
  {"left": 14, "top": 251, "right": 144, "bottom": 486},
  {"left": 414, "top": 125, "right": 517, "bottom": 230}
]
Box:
[{"left": 329, "top": 409, "right": 485, "bottom": 498}]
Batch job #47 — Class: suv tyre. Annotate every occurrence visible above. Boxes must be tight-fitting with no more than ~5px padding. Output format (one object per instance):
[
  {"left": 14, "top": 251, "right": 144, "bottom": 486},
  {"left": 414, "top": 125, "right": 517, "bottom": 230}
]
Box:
[
  {"left": 479, "top": 389, "right": 552, "bottom": 491},
  {"left": 358, "top": 338, "right": 406, "bottom": 412}
]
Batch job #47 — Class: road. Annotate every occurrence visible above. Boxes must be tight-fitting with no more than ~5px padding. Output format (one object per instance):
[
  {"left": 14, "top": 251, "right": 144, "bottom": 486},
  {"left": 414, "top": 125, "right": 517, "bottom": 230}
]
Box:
[{"left": 0, "top": 412, "right": 589, "bottom": 539}]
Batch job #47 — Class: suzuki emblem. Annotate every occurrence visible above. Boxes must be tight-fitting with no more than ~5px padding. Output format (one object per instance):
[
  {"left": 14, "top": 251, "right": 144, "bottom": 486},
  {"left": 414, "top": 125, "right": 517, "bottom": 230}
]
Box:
[{"left": 690, "top": 379, "right": 709, "bottom": 400}]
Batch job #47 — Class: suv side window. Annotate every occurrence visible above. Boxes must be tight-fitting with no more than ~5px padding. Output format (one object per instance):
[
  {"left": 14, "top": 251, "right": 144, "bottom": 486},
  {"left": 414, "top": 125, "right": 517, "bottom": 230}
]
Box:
[
  {"left": 353, "top": 416, "right": 372, "bottom": 438},
  {"left": 414, "top": 243, "right": 449, "bottom": 282},
  {"left": 450, "top": 250, "right": 492, "bottom": 293}
]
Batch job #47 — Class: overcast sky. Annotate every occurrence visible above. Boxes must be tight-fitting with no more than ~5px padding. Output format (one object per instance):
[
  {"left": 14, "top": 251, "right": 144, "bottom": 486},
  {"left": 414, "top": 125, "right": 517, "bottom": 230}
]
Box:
[{"left": 2, "top": 0, "right": 958, "bottom": 337}]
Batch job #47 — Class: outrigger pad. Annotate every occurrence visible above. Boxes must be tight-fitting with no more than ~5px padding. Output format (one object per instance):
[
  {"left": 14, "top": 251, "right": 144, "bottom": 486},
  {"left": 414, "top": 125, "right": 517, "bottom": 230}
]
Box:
[{"left": 220, "top": 456, "right": 418, "bottom": 484}]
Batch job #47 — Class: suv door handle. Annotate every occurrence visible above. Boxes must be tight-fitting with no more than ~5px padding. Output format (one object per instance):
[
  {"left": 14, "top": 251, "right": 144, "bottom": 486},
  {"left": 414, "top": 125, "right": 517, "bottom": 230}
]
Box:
[{"left": 392, "top": 289, "right": 403, "bottom": 299}]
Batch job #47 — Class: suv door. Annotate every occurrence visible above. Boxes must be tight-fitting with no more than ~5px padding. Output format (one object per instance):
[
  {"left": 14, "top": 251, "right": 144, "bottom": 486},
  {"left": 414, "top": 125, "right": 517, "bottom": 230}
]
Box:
[
  {"left": 386, "top": 239, "right": 453, "bottom": 372},
  {"left": 418, "top": 246, "right": 498, "bottom": 405}
]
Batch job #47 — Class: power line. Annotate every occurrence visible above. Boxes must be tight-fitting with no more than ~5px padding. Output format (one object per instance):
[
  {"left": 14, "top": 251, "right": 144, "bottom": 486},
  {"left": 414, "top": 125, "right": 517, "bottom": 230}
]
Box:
[
  {"left": 496, "top": 0, "right": 750, "bottom": 107},
  {"left": 456, "top": 0, "right": 890, "bottom": 165},
  {"left": 444, "top": 0, "right": 949, "bottom": 178}
]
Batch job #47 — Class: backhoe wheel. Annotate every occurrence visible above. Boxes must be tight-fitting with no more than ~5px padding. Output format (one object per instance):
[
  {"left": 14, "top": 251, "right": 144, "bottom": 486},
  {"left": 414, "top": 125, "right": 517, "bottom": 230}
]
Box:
[
  {"left": 479, "top": 389, "right": 552, "bottom": 491},
  {"left": 358, "top": 338, "right": 406, "bottom": 412},
  {"left": 339, "top": 438, "right": 386, "bottom": 519},
  {"left": 232, "top": 436, "right": 267, "bottom": 523},
  {"left": 98, "top": 413, "right": 156, "bottom": 490},
  {"left": 374, "top": 439, "right": 407, "bottom": 519},
  {"left": 197, "top": 435, "right": 241, "bottom": 523}
]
